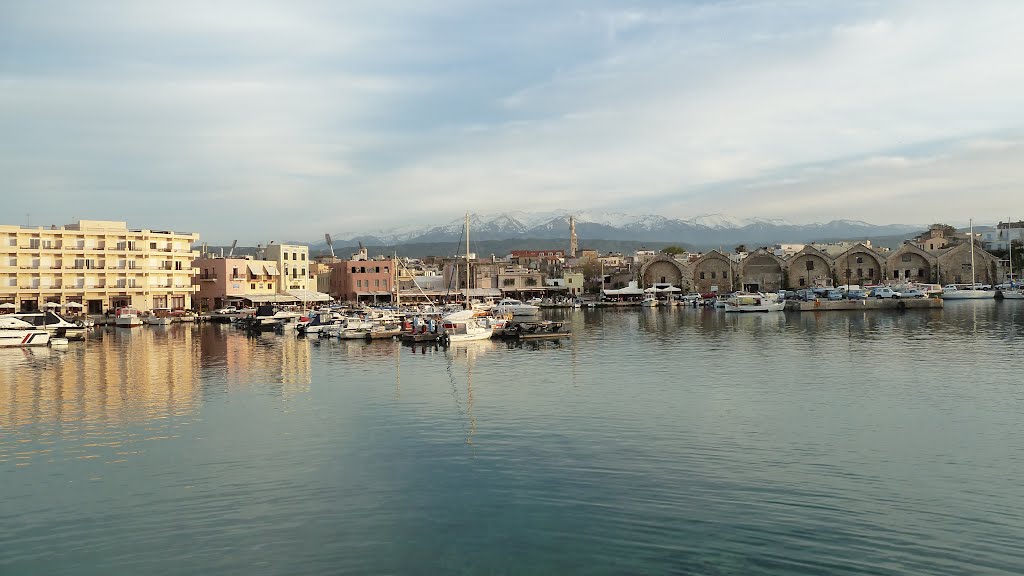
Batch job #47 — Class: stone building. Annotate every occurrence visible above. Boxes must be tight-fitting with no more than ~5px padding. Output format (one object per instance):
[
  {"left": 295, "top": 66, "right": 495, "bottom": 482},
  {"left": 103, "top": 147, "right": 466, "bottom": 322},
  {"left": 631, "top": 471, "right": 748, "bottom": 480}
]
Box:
[
  {"left": 833, "top": 243, "right": 885, "bottom": 287},
  {"left": 639, "top": 254, "right": 689, "bottom": 290},
  {"left": 886, "top": 244, "right": 934, "bottom": 284},
  {"left": 785, "top": 245, "right": 835, "bottom": 288},
  {"left": 691, "top": 251, "right": 735, "bottom": 293},
  {"left": 738, "top": 249, "right": 786, "bottom": 292},
  {"left": 935, "top": 241, "right": 998, "bottom": 285}
]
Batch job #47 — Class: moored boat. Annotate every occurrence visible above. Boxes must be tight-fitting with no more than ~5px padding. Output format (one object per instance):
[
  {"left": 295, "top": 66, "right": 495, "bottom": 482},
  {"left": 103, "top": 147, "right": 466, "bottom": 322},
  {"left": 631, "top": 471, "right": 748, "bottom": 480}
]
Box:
[
  {"left": 114, "top": 307, "right": 143, "bottom": 327},
  {"left": 724, "top": 292, "right": 785, "bottom": 313},
  {"left": 0, "top": 316, "right": 51, "bottom": 347},
  {"left": 6, "top": 310, "right": 87, "bottom": 340},
  {"left": 492, "top": 298, "right": 540, "bottom": 317}
]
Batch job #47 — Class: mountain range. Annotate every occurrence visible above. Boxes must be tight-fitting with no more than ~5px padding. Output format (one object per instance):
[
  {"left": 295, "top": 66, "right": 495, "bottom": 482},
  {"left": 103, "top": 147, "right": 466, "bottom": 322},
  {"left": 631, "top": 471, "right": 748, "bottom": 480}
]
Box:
[{"left": 324, "top": 211, "right": 920, "bottom": 250}]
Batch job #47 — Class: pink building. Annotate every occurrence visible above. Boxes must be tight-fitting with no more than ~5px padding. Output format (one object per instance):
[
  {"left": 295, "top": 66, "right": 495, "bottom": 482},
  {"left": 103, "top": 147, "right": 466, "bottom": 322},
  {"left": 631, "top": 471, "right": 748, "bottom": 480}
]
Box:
[
  {"left": 193, "top": 257, "right": 280, "bottom": 311},
  {"left": 328, "top": 258, "right": 395, "bottom": 303}
]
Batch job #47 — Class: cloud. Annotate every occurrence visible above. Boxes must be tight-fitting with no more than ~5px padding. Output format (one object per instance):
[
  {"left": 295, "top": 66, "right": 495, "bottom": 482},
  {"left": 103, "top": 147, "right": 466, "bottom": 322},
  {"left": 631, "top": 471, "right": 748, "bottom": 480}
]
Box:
[{"left": 2, "top": 0, "right": 1024, "bottom": 243}]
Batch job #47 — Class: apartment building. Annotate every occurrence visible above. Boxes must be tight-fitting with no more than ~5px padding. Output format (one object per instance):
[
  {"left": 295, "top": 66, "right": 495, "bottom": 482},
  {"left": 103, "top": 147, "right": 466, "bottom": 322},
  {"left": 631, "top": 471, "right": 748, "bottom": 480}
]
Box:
[
  {"left": 0, "top": 219, "right": 198, "bottom": 313},
  {"left": 192, "top": 257, "right": 280, "bottom": 311},
  {"left": 264, "top": 243, "right": 310, "bottom": 293}
]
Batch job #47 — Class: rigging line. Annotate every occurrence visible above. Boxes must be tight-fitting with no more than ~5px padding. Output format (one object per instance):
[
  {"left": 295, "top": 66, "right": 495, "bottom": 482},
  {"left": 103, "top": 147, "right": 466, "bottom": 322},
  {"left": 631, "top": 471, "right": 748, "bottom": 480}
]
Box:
[{"left": 443, "top": 346, "right": 471, "bottom": 441}]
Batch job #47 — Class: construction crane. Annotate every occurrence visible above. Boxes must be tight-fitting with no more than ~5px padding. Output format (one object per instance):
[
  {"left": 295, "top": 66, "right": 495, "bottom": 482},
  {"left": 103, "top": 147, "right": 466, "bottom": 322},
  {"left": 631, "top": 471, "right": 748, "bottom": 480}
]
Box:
[
  {"left": 227, "top": 239, "right": 238, "bottom": 258},
  {"left": 325, "top": 233, "right": 335, "bottom": 258}
]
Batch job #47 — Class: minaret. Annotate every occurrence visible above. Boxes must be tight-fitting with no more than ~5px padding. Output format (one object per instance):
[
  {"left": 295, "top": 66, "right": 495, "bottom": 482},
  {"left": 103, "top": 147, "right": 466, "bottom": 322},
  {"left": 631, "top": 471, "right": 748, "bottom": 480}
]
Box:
[{"left": 569, "top": 216, "right": 578, "bottom": 258}]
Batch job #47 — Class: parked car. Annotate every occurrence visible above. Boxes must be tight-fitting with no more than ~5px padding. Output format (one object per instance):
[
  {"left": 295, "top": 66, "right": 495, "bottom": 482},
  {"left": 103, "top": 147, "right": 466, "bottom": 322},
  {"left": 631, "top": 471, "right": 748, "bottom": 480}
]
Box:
[
  {"left": 901, "top": 289, "right": 927, "bottom": 298},
  {"left": 827, "top": 289, "right": 845, "bottom": 301},
  {"left": 846, "top": 289, "right": 868, "bottom": 300},
  {"left": 869, "top": 287, "right": 902, "bottom": 299}
]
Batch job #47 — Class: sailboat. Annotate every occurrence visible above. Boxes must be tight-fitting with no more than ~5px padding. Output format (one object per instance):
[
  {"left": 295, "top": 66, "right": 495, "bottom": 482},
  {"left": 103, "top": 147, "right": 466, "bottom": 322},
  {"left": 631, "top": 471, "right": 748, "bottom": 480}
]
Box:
[
  {"left": 441, "top": 212, "right": 494, "bottom": 343},
  {"left": 941, "top": 219, "right": 996, "bottom": 300},
  {"left": 1001, "top": 217, "right": 1024, "bottom": 300}
]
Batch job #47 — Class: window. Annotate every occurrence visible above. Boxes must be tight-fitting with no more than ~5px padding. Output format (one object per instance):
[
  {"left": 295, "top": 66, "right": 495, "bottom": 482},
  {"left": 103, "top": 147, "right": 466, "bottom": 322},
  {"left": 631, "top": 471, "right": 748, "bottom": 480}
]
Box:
[
  {"left": 232, "top": 267, "right": 239, "bottom": 278},
  {"left": 711, "top": 272, "right": 716, "bottom": 279},
  {"left": 918, "top": 268, "right": 924, "bottom": 277},
  {"left": 893, "top": 270, "right": 900, "bottom": 278},
  {"left": 503, "top": 278, "right": 515, "bottom": 286},
  {"left": 383, "top": 279, "right": 388, "bottom": 289},
  {"left": 251, "top": 283, "right": 256, "bottom": 289},
  {"left": 700, "top": 272, "right": 705, "bottom": 279},
  {"left": 856, "top": 256, "right": 864, "bottom": 264},
  {"left": 806, "top": 260, "right": 815, "bottom": 271},
  {"left": 799, "top": 278, "right": 806, "bottom": 286},
  {"left": 857, "top": 268, "right": 863, "bottom": 278},
  {"left": 375, "top": 279, "right": 380, "bottom": 287},
  {"left": 868, "top": 268, "right": 875, "bottom": 278},
  {"left": 901, "top": 254, "right": 912, "bottom": 262},
  {"left": 351, "top": 267, "right": 357, "bottom": 273},
  {"left": 360, "top": 267, "right": 366, "bottom": 273},
  {"left": 301, "top": 253, "right": 306, "bottom": 261},
  {"left": 150, "top": 242, "right": 157, "bottom": 249},
  {"left": 723, "top": 271, "right": 728, "bottom": 279}
]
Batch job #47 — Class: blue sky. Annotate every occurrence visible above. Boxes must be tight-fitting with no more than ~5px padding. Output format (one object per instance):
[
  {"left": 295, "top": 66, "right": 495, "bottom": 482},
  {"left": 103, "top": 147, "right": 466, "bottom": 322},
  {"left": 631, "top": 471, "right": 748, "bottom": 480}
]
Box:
[{"left": 2, "top": 0, "right": 1023, "bottom": 243}]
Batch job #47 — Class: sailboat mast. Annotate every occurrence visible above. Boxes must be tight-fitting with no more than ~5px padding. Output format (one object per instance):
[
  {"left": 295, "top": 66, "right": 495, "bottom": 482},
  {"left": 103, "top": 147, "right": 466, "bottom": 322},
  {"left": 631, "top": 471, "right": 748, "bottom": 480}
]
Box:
[
  {"left": 465, "top": 211, "right": 471, "bottom": 309},
  {"left": 970, "top": 218, "right": 976, "bottom": 287},
  {"left": 394, "top": 250, "right": 399, "bottom": 307},
  {"left": 1009, "top": 217, "right": 1014, "bottom": 286}
]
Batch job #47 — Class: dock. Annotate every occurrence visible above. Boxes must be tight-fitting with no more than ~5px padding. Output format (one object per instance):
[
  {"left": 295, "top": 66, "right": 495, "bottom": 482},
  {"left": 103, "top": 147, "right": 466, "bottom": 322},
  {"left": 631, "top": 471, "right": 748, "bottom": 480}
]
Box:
[{"left": 785, "top": 298, "right": 943, "bottom": 312}]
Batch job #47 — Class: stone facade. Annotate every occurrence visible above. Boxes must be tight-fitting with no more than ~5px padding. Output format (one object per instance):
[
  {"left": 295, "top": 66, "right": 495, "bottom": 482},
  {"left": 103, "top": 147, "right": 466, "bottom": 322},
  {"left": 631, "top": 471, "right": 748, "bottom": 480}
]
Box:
[
  {"left": 935, "top": 241, "right": 998, "bottom": 285},
  {"left": 833, "top": 243, "right": 885, "bottom": 286},
  {"left": 886, "top": 244, "right": 933, "bottom": 283},
  {"left": 738, "top": 249, "right": 786, "bottom": 292},
  {"left": 639, "top": 254, "right": 689, "bottom": 290},
  {"left": 786, "top": 246, "right": 835, "bottom": 288},
  {"left": 691, "top": 251, "right": 735, "bottom": 293}
]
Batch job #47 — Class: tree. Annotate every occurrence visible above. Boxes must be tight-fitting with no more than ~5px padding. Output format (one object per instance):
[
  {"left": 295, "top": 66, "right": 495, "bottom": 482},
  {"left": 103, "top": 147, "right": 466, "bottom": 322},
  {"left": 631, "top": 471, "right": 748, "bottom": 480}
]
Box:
[
  {"left": 661, "top": 245, "right": 686, "bottom": 255},
  {"left": 734, "top": 244, "right": 747, "bottom": 254}
]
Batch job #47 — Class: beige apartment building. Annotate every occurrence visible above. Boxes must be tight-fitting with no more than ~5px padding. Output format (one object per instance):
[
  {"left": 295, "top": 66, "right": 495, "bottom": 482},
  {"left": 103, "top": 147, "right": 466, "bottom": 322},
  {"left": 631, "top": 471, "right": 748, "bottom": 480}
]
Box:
[
  {"left": 264, "top": 243, "right": 310, "bottom": 293},
  {"left": 0, "top": 220, "right": 198, "bottom": 314}
]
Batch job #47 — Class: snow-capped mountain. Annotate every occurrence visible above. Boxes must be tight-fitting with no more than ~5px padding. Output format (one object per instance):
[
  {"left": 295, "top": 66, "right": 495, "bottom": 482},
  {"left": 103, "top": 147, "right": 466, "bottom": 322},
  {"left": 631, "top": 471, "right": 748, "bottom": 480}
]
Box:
[{"left": 326, "top": 211, "right": 919, "bottom": 248}]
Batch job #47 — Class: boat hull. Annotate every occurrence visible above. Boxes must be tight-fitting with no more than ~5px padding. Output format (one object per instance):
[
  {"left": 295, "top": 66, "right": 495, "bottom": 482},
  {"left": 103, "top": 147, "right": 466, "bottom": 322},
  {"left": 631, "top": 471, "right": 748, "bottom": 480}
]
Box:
[
  {"left": 1001, "top": 290, "right": 1024, "bottom": 300},
  {"left": 0, "top": 330, "right": 51, "bottom": 347},
  {"left": 941, "top": 291, "right": 996, "bottom": 300}
]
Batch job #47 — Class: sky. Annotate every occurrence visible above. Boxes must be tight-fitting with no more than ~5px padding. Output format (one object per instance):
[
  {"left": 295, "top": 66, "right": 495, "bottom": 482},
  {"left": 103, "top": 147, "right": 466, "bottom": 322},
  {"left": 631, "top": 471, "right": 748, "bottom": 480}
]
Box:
[{"left": 2, "top": 0, "right": 1023, "bottom": 244}]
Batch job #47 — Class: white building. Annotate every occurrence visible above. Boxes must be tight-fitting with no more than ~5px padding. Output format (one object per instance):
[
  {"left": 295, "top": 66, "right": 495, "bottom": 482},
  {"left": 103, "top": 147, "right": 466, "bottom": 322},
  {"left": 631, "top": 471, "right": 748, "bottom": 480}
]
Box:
[{"left": 264, "top": 243, "right": 310, "bottom": 293}]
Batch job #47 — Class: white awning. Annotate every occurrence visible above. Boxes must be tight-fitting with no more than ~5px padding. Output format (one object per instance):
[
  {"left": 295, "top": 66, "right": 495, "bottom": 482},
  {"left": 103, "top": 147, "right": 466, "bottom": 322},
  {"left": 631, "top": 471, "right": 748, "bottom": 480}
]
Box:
[
  {"left": 264, "top": 264, "right": 279, "bottom": 276},
  {"left": 462, "top": 288, "right": 502, "bottom": 297},
  {"left": 246, "top": 262, "right": 262, "bottom": 276},
  {"left": 244, "top": 294, "right": 298, "bottom": 303},
  {"left": 287, "top": 289, "right": 332, "bottom": 302}
]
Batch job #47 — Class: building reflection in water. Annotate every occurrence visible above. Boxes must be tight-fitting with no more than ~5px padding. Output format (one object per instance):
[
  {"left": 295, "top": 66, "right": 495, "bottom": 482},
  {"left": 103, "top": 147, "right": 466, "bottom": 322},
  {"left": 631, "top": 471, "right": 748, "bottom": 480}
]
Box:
[
  {"left": 0, "top": 324, "right": 312, "bottom": 468},
  {"left": 198, "top": 325, "right": 312, "bottom": 394}
]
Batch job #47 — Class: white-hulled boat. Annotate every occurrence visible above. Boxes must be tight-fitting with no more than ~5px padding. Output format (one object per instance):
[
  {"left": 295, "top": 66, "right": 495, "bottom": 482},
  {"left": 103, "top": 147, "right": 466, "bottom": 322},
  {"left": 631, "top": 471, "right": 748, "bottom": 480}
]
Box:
[
  {"left": 941, "top": 219, "right": 996, "bottom": 300},
  {"left": 114, "top": 306, "right": 143, "bottom": 327},
  {"left": 492, "top": 298, "right": 540, "bottom": 317},
  {"left": 7, "top": 310, "right": 87, "bottom": 340},
  {"left": 441, "top": 309, "right": 493, "bottom": 343},
  {"left": 1002, "top": 289, "right": 1024, "bottom": 300},
  {"left": 143, "top": 308, "right": 174, "bottom": 325},
  {"left": 724, "top": 292, "right": 785, "bottom": 313},
  {"left": 0, "top": 316, "right": 51, "bottom": 347},
  {"left": 640, "top": 295, "right": 659, "bottom": 307},
  {"left": 941, "top": 285, "right": 996, "bottom": 300}
]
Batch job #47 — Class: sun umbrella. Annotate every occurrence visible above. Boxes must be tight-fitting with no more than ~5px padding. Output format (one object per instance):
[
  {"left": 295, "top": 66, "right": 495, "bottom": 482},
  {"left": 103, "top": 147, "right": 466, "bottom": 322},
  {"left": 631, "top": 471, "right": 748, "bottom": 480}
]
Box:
[
  {"left": 0, "top": 302, "right": 15, "bottom": 309},
  {"left": 63, "top": 302, "right": 84, "bottom": 309},
  {"left": 45, "top": 302, "right": 62, "bottom": 308}
]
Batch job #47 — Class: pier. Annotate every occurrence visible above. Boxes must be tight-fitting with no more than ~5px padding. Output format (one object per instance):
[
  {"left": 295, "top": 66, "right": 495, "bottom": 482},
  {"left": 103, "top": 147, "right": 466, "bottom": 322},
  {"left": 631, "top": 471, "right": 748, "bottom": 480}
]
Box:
[{"left": 784, "top": 298, "right": 943, "bottom": 312}]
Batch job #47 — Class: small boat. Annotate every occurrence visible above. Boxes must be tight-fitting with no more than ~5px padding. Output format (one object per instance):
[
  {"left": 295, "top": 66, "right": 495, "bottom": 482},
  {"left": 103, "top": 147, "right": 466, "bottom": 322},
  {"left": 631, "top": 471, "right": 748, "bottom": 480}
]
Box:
[
  {"left": 640, "top": 295, "right": 659, "bottom": 307},
  {"left": 441, "top": 309, "right": 493, "bottom": 343},
  {"left": 1001, "top": 289, "right": 1024, "bottom": 300},
  {"left": 940, "top": 285, "right": 996, "bottom": 300},
  {"left": 493, "top": 298, "right": 541, "bottom": 317},
  {"left": 499, "top": 320, "right": 571, "bottom": 340},
  {"left": 297, "top": 311, "right": 342, "bottom": 334},
  {"left": 724, "top": 292, "right": 785, "bottom": 313},
  {"left": 114, "top": 307, "right": 143, "bottom": 327},
  {"left": 0, "top": 316, "right": 51, "bottom": 347},
  {"left": 6, "top": 310, "right": 87, "bottom": 340},
  {"left": 143, "top": 308, "right": 174, "bottom": 325},
  {"left": 366, "top": 324, "right": 403, "bottom": 340}
]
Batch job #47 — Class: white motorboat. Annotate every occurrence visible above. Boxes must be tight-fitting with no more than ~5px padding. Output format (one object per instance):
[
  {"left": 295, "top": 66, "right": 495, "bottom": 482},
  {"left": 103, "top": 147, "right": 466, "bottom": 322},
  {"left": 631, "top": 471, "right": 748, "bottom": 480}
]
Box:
[
  {"left": 114, "top": 306, "right": 143, "bottom": 327},
  {"left": 492, "top": 298, "right": 540, "bottom": 317},
  {"left": 0, "top": 316, "right": 51, "bottom": 347},
  {"left": 6, "top": 310, "right": 87, "bottom": 340},
  {"left": 724, "top": 292, "right": 785, "bottom": 313},
  {"left": 143, "top": 308, "right": 174, "bottom": 325},
  {"left": 442, "top": 309, "right": 494, "bottom": 343},
  {"left": 640, "top": 295, "right": 659, "bottom": 307},
  {"left": 297, "top": 311, "right": 342, "bottom": 334}
]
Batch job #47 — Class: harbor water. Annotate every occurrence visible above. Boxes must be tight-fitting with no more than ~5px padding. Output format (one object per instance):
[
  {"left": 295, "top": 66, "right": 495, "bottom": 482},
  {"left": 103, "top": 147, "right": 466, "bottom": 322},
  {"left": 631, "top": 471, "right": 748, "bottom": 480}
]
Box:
[{"left": 2, "top": 301, "right": 1023, "bottom": 575}]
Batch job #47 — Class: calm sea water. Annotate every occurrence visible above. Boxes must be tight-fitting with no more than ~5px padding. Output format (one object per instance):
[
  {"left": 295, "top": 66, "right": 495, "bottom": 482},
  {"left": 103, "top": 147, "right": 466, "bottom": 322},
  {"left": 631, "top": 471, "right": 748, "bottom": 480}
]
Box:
[{"left": 2, "top": 302, "right": 1023, "bottom": 575}]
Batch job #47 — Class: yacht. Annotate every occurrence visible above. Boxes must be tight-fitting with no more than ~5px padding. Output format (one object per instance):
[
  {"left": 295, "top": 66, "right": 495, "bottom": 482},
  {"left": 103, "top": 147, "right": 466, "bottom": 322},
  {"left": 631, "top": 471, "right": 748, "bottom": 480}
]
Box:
[
  {"left": 441, "top": 309, "right": 494, "bottom": 343},
  {"left": 640, "top": 295, "right": 659, "bottom": 307},
  {"left": 492, "top": 298, "right": 540, "bottom": 317},
  {"left": 114, "top": 307, "right": 143, "bottom": 327},
  {"left": 724, "top": 292, "right": 785, "bottom": 313},
  {"left": 0, "top": 316, "right": 51, "bottom": 347},
  {"left": 6, "top": 310, "right": 87, "bottom": 340},
  {"left": 940, "top": 285, "right": 996, "bottom": 300},
  {"left": 142, "top": 308, "right": 173, "bottom": 325}
]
